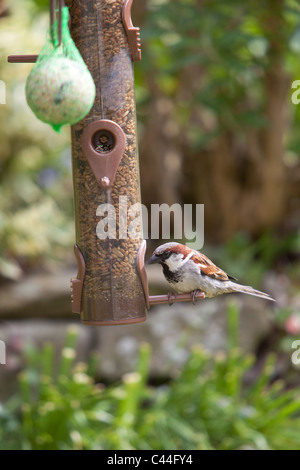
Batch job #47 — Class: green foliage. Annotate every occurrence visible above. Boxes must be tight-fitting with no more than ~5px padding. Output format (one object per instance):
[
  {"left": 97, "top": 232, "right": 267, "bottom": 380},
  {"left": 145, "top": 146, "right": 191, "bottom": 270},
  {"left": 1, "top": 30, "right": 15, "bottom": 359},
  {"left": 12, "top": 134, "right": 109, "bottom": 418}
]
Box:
[
  {"left": 31, "top": 0, "right": 49, "bottom": 9},
  {"left": 205, "top": 230, "right": 300, "bottom": 287},
  {"left": 1, "top": 308, "right": 300, "bottom": 450},
  {"left": 0, "top": 0, "right": 73, "bottom": 279},
  {"left": 136, "top": 0, "right": 300, "bottom": 157},
  {"left": 17, "top": 327, "right": 104, "bottom": 450},
  {"left": 139, "top": 1, "right": 268, "bottom": 125}
]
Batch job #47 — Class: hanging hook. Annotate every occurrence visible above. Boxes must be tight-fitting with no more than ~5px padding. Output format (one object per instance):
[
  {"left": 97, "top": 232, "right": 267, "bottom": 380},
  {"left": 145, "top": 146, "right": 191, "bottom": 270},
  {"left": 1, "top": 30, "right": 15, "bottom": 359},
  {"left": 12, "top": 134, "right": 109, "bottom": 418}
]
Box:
[
  {"left": 50, "top": 0, "right": 64, "bottom": 47},
  {"left": 8, "top": 0, "right": 66, "bottom": 62}
]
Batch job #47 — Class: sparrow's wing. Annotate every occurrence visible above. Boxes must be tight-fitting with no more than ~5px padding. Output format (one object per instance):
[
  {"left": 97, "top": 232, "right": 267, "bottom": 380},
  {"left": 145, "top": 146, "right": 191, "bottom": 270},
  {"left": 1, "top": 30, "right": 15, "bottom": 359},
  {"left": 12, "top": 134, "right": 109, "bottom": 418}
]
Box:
[{"left": 191, "top": 251, "right": 237, "bottom": 282}]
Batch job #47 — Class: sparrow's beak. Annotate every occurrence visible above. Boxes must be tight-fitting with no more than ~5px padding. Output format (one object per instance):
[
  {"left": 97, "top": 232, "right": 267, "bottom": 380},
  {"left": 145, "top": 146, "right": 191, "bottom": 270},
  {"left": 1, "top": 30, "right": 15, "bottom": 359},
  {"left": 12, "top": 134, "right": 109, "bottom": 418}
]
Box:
[{"left": 148, "top": 254, "right": 161, "bottom": 265}]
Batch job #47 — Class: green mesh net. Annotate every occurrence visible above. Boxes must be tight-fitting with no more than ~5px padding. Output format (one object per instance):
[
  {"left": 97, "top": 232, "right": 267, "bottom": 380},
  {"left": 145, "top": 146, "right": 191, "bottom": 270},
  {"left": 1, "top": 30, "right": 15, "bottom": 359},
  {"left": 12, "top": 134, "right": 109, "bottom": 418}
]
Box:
[{"left": 25, "top": 6, "right": 96, "bottom": 132}]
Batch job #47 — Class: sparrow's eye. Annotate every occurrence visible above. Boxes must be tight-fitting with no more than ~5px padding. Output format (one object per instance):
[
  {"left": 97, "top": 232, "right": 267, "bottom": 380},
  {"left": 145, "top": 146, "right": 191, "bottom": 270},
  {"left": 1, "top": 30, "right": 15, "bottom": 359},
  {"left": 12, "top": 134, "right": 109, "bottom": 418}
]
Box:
[{"left": 161, "top": 252, "right": 171, "bottom": 262}]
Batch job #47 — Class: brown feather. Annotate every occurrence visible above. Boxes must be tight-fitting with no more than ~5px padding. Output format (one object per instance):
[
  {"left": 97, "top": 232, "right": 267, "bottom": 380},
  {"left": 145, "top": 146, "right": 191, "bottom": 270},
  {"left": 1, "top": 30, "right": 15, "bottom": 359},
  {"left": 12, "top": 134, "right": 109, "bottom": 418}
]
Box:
[
  {"left": 167, "top": 244, "right": 192, "bottom": 258},
  {"left": 191, "top": 252, "right": 236, "bottom": 281}
]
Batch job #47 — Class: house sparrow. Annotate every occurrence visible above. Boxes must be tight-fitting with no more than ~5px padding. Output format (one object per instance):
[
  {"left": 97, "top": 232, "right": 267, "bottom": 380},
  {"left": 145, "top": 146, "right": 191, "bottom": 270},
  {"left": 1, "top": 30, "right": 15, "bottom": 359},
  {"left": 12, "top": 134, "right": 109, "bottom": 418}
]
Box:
[{"left": 148, "top": 242, "right": 275, "bottom": 302}]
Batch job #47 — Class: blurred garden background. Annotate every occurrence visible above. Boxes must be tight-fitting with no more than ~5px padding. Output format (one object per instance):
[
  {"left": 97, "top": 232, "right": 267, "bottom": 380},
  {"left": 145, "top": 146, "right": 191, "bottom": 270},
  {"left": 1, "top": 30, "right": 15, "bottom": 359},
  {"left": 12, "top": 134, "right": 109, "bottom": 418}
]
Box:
[{"left": 0, "top": 0, "right": 300, "bottom": 450}]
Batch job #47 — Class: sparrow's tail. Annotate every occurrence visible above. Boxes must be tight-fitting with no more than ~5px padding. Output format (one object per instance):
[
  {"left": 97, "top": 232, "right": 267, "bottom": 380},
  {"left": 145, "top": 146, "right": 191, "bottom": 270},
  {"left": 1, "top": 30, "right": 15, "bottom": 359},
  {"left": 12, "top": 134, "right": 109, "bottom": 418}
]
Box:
[{"left": 227, "top": 282, "right": 275, "bottom": 302}]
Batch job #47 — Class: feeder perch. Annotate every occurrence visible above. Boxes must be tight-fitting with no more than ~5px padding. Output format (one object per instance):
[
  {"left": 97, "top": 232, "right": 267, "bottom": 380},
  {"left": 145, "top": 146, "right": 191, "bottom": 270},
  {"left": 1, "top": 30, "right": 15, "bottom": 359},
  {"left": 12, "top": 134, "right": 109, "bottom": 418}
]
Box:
[{"left": 8, "top": 0, "right": 205, "bottom": 326}]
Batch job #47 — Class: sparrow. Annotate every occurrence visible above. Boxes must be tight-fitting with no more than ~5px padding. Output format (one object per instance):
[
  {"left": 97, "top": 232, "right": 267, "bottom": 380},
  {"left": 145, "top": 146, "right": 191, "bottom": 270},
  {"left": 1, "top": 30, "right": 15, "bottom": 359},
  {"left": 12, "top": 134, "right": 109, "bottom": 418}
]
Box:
[{"left": 148, "top": 242, "right": 275, "bottom": 302}]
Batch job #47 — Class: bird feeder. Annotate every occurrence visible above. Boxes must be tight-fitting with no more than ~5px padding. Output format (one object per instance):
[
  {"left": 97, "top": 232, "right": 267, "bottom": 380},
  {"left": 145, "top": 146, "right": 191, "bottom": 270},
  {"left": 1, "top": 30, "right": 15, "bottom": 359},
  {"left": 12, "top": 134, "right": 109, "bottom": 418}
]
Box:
[
  {"left": 69, "top": 0, "right": 148, "bottom": 325},
  {"left": 8, "top": 0, "right": 204, "bottom": 326}
]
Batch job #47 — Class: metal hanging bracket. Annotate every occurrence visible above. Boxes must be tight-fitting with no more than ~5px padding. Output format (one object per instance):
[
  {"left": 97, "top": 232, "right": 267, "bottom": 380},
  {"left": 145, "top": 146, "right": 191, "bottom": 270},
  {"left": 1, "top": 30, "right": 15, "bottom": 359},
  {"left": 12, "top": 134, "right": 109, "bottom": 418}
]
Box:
[
  {"left": 8, "top": 55, "right": 38, "bottom": 63},
  {"left": 50, "top": 0, "right": 63, "bottom": 47},
  {"left": 7, "top": 0, "right": 65, "bottom": 64}
]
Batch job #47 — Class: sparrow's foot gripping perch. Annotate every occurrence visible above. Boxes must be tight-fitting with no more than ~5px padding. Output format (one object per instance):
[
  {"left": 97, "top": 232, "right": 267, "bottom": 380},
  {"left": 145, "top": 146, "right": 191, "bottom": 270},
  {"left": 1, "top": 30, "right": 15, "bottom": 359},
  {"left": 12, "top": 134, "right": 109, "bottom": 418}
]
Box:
[
  {"left": 168, "top": 292, "right": 178, "bottom": 306},
  {"left": 167, "top": 290, "right": 205, "bottom": 306},
  {"left": 191, "top": 290, "right": 205, "bottom": 305}
]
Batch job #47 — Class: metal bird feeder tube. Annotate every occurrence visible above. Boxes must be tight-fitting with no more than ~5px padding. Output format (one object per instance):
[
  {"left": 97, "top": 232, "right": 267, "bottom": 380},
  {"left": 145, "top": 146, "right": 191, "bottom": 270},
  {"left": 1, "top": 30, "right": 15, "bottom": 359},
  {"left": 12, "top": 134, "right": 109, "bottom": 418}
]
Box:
[{"left": 8, "top": 0, "right": 205, "bottom": 325}]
